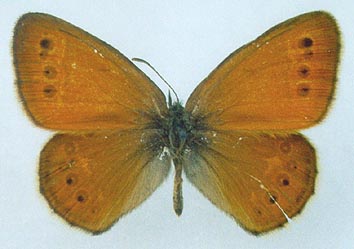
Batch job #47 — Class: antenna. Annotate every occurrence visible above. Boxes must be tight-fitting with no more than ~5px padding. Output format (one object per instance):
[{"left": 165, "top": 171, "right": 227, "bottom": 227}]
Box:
[{"left": 132, "top": 58, "right": 179, "bottom": 102}]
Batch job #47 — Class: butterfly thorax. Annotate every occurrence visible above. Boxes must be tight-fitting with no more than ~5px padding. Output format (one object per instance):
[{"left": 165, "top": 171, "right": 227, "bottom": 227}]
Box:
[
  {"left": 153, "top": 101, "right": 206, "bottom": 158},
  {"left": 165, "top": 102, "right": 191, "bottom": 157}
]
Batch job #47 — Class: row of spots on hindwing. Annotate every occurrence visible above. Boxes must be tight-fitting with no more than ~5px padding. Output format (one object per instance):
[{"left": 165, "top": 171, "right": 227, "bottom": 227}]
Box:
[
  {"left": 249, "top": 138, "right": 294, "bottom": 220},
  {"left": 279, "top": 137, "right": 314, "bottom": 205},
  {"left": 259, "top": 139, "right": 292, "bottom": 214},
  {"left": 65, "top": 169, "right": 90, "bottom": 207},
  {"left": 277, "top": 139, "right": 292, "bottom": 188},
  {"left": 296, "top": 36, "right": 314, "bottom": 97},
  {"left": 62, "top": 141, "right": 89, "bottom": 206},
  {"left": 39, "top": 36, "right": 58, "bottom": 98},
  {"left": 64, "top": 167, "right": 90, "bottom": 205}
]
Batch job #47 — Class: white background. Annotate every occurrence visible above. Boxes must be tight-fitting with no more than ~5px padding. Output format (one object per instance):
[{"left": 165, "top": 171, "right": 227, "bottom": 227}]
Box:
[{"left": 1, "top": 1, "right": 354, "bottom": 248}]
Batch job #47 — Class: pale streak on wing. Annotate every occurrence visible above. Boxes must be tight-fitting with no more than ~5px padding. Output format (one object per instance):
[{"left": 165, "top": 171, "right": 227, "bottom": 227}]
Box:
[{"left": 183, "top": 130, "right": 316, "bottom": 234}]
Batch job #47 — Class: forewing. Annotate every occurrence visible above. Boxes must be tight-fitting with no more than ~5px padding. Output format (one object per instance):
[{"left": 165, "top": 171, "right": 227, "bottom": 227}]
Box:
[
  {"left": 13, "top": 13, "right": 167, "bottom": 130},
  {"left": 186, "top": 11, "right": 339, "bottom": 130}
]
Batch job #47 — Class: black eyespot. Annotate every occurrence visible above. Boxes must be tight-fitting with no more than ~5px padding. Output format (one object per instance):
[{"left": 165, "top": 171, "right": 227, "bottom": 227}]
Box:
[
  {"left": 282, "top": 179, "right": 290, "bottom": 186},
  {"left": 300, "top": 37, "right": 313, "bottom": 48},
  {"left": 65, "top": 173, "right": 77, "bottom": 186},
  {"left": 297, "top": 83, "right": 310, "bottom": 96},
  {"left": 77, "top": 195, "right": 85, "bottom": 202},
  {"left": 40, "top": 38, "right": 52, "bottom": 49},
  {"left": 298, "top": 66, "right": 310, "bottom": 77},
  {"left": 43, "top": 66, "right": 57, "bottom": 79},
  {"left": 43, "top": 85, "right": 57, "bottom": 97},
  {"left": 76, "top": 190, "right": 88, "bottom": 203}
]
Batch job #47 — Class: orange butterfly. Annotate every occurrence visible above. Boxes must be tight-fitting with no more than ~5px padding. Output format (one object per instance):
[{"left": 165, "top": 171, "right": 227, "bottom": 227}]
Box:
[{"left": 13, "top": 11, "right": 340, "bottom": 234}]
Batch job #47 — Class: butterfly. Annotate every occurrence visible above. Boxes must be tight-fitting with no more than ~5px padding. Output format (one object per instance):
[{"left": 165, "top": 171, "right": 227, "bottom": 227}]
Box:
[{"left": 13, "top": 11, "right": 340, "bottom": 234}]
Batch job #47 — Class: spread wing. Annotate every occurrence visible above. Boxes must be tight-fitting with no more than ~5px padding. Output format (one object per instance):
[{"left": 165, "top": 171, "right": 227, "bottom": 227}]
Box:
[
  {"left": 14, "top": 13, "right": 167, "bottom": 131},
  {"left": 186, "top": 11, "right": 339, "bottom": 131},
  {"left": 39, "top": 130, "right": 171, "bottom": 233},
  {"left": 183, "top": 131, "right": 316, "bottom": 234}
]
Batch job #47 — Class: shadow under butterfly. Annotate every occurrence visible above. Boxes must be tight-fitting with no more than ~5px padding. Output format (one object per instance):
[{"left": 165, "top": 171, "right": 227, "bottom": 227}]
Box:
[{"left": 13, "top": 11, "right": 340, "bottom": 234}]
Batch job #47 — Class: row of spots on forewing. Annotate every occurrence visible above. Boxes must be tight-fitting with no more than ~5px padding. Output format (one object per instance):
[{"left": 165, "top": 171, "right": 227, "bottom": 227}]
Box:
[
  {"left": 296, "top": 36, "right": 314, "bottom": 97},
  {"left": 39, "top": 36, "right": 59, "bottom": 99}
]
